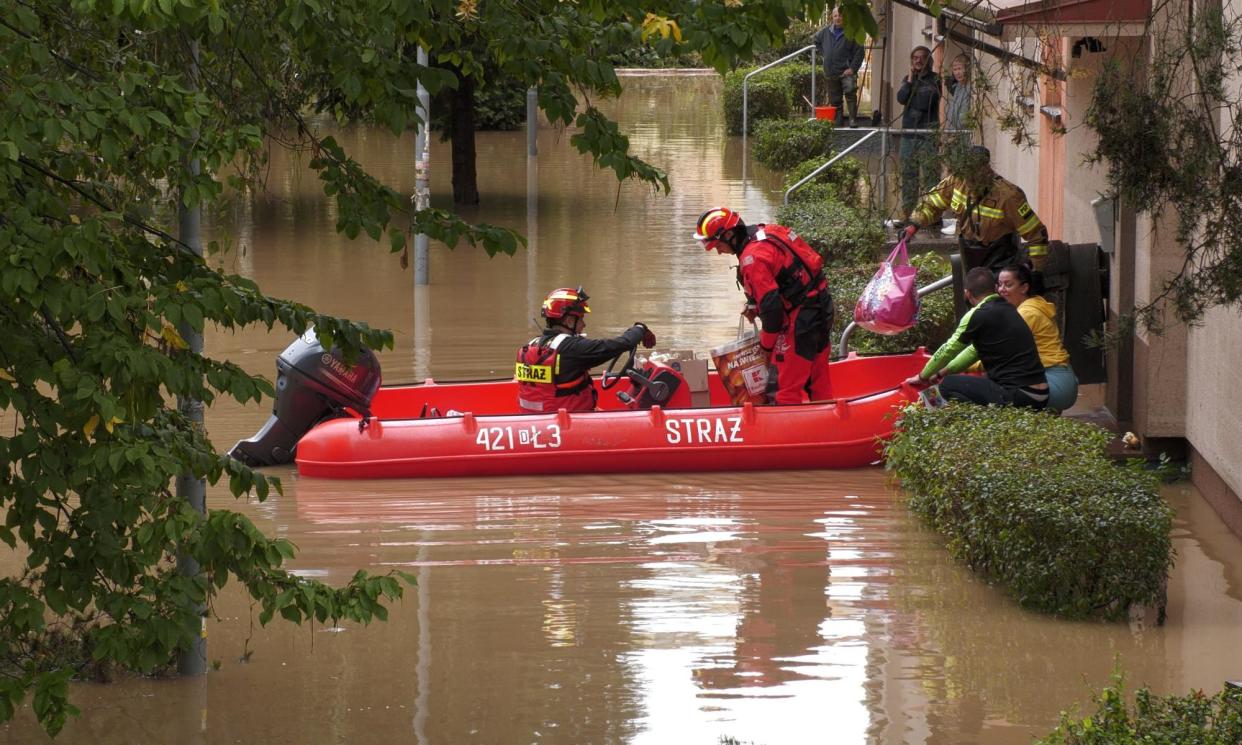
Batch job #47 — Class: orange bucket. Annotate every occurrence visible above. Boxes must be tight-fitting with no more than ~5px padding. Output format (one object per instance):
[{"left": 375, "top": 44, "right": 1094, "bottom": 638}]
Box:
[
  {"left": 710, "top": 334, "right": 770, "bottom": 405},
  {"left": 814, "top": 105, "right": 837, "bottom": 121}
]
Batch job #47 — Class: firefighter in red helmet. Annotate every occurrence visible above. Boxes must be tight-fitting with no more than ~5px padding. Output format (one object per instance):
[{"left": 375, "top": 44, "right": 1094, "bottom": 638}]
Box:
[
  {"left": 515, "top": 287, "right": 657, "bottom": 413},
  {"left": 695, "top": 208, "right": 834, "bottom": 405}
]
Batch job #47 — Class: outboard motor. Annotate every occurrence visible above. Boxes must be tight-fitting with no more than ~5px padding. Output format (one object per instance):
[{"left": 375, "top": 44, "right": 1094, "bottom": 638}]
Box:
[{"left": 229, "top": 328, "right": 382, "bottom": 467}]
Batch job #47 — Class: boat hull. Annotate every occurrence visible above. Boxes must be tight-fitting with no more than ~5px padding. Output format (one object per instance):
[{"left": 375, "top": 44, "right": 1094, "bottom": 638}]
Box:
[{"left": 294, "top": 351, "right": 930, "bottom": 479}]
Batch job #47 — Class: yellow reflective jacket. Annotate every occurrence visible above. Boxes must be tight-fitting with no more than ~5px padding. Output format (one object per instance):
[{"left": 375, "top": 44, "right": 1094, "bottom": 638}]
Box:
[{"left": 910, "top": 173, "right": 1049, "bottom": 266}]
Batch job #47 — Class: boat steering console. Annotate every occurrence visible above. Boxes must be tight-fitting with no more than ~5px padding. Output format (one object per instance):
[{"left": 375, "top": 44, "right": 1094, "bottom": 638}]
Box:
[{"left": 604, "top": 346, "right": 692, "bottom": 410}]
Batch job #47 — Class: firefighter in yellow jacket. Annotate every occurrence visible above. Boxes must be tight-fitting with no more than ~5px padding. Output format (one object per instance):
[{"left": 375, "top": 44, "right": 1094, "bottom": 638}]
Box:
[{"left": 902, "top": 145, "right": 1049, "bottom": 273}]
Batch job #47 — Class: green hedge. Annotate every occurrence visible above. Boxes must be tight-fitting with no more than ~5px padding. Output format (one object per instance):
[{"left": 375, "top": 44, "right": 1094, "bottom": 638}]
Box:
[
  {"left": 831, "top": 252, "right": 956, "bottom": 355},
  {"left": 775, "top": 198, "right": 883, "bottom": 268},
  {"left": 1038, "top": 674, "right": 1242, "bottom": 744},
  {"left": 722, "top": 63, "right": 824, "bottom": 135},
  {"left": 784, "top": 155, "right": 865, "bottom": 206},
  {"left": 752, "top": 118, "right": 835, "bottom": 171},
  {"left": 885, "top": 405, "right": 1174, "bottom": 620}
]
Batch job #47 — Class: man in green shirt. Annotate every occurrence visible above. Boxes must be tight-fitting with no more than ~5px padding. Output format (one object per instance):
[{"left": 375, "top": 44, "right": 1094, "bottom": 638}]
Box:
[{"left": 905, "top": 267, "right": 1049, "bottom": 409}]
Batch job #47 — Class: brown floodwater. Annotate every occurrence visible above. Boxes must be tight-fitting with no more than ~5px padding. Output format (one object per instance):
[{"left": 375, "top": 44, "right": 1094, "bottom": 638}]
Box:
[{"left": 5, "top": 74, "right": 1242, "bottom": 745}]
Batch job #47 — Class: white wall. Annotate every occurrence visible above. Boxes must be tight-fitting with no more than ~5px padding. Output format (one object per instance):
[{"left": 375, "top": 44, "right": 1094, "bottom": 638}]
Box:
[
  {"left": 1060, "top": 38, "right": 1143, "bottom": 245},
  {"left": 1186, "top": 305, "right": 1242, "bottom": 496},
  {"left": 1185, "top": 0, "right": 1242, "bottom": 495}
]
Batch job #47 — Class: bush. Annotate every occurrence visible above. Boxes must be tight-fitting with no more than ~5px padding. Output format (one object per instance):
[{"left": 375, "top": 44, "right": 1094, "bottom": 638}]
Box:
[
  {"left": 608, "top": 41, "right": 704, "bottom": 69},
  {"left": 473, "top": 78, "right": 529, "bottom": 130},
  {"left": 752, "top": 20, "right": 822, "bottom": 66},
  {"left": 431, "top": 76, "right": 527, "bottom": 133},
  {"left": 885, "top": 405, "right": 1175, "bottom": 620},
  {"left": 752, "top": 118, "right": 835, "bottom": 171},
  {"left": 832, "top": 252, "right": 956, "bottom": 355},
  {"left": 775, "top": 198, "right": 883, "bottom": 268},
  {"left": 1038, "top": 673, "right": 1242, "bottom": 744},
  {"left": 784, "top": 155, "right": 865, "bottom": 206},
  {"left": 722, "top": 63, "right": 824, "bottom": 135}
]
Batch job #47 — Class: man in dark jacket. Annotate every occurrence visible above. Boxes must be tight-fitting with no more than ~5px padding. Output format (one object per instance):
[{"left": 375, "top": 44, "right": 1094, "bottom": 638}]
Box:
[
  {"left": 813, "top": 8, "right": 865, "bottom": 127},
  {"left": 516, "top": 287, "right": 656, "bottom": 413},
  {"left": 897, "top": 46, "right": 941, "bottom": 216}
]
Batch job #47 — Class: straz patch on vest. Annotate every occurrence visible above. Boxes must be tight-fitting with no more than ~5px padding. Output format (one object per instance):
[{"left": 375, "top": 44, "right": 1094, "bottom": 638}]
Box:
[{"left": 514, "top": 362, "right": 553, "bottom": 383}]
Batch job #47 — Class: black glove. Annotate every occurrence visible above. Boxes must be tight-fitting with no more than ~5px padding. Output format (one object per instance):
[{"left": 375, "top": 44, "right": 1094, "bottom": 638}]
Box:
[
  {"left": 634, "top": 322, "right": 656, "bottom": 349},
  {"left": 764, "top": 363, "right": 779, "bottom": 396}
]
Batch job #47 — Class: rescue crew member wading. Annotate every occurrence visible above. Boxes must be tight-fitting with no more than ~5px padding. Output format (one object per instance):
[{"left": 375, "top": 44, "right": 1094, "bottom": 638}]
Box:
[
  {"left": 515, "top": 287, "right": 656, "bottom": 413},
  {"left": 695, "top": 207, "right": 834, "bottom": 405},
  {"left": 904, "top": 145, "right": 1049, "bottom": 274}
]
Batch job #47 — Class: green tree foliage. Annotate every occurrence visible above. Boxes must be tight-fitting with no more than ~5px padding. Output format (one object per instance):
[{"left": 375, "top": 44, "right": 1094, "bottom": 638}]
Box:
[{"left": 0, "top": 0, "right": 878, "bottom": 734}]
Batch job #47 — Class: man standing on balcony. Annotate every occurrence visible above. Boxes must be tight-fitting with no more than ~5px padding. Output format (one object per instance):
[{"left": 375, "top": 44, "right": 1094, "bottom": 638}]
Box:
[
  {"left": 813, "top": 8, "right": 866, "bottom": 127},
  {"left": 897, "top": 46, "right": 941, "bottom": 218}
]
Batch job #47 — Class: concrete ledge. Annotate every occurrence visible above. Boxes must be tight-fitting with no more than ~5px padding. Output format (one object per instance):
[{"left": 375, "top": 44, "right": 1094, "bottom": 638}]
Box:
[{"left": 1191, "top": 446, "right": 1242, "bottom": 540}]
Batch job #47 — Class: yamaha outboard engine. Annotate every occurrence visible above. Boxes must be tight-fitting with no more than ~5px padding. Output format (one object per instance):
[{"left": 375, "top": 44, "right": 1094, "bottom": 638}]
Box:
[{"left": 229, "top": 328, "right": 382, "bottom": 467}]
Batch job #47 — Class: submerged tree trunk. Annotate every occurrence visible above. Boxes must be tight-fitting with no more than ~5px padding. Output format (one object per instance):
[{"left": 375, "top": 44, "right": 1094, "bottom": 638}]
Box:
[{"left": 449, "top": 74, "right": 480, "bottom": 205}]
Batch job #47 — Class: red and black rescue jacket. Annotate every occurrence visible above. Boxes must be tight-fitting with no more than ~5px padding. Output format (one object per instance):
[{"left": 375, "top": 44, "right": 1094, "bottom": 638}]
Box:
[
  {"left": 515, "top": 326, "right": 646, "bottom": 413},
  {"left": 737, "top": 224, "right": 833, "bottom": 354}
]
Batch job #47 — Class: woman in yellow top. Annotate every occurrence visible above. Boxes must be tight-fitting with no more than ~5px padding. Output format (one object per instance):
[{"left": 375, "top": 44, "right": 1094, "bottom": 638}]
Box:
[
  {"left": 997, "top": 263, "right": 1078, "bottom": 411},
  {"left": 953, "top": 263, "right": 1079, "bottom": 411}
]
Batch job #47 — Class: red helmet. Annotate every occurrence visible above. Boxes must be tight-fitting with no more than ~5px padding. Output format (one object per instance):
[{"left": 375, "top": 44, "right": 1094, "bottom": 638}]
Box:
[
  {"left": 694, "top": 207, "right": 742, "bottom": 248},
  {"left": 541, "top": 286, "right": 591, "bottom": 322}
]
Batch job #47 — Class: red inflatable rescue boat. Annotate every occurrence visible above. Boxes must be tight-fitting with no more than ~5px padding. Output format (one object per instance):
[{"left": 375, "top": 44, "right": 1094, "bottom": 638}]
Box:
[{"left": 290, "top": 349, "right": 930, "bottom": 479}]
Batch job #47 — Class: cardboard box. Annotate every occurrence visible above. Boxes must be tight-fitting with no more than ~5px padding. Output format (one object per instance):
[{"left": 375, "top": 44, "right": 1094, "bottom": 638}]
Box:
[
  {"left": 661, "top": 349, "right": 710, "bottom": 408},
  {"left": 664, "top": 350, "right": 708, "bottom": 392}
]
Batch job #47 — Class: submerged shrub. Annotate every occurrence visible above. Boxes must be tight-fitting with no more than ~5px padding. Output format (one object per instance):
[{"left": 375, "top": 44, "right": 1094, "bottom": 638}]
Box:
[
  {"left": 831, "top": 252, "right": 955, "bottom": 355},
  {"left": 722, "top": 63, "right": 824, "bottom": 135},
  {"left": 775, "top": 198, "right": 882, "bottom": 268},
  {"left": 752, "top": 118, "right": 835, "bottom": 171},
  {"left": 885, "top": 405, "right": 1174, "bottom": 620},
  {"left": 783, "top": 155, "right": 866, "bottom": 206},
  {"left": 1037, "top": 672, "right": 1242, "bottom": 744}
]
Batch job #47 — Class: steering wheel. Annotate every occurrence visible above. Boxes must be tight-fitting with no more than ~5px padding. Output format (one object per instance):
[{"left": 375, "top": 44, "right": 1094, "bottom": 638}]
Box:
[{"left": 600, "top": 345, "right": 638, "bottom": 390}]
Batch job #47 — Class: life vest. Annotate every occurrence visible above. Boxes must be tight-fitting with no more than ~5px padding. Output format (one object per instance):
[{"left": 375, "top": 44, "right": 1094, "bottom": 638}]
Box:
[
  {"left": 515, "top": 334, "right": 595, "bottom": 413},
  {"left": 748, "top": 224, "right": 829, "bottom": 308}
]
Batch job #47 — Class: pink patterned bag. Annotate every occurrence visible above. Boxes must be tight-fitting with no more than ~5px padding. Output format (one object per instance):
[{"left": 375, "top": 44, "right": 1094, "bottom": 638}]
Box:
[{"left": 853, "top": 239, "right": 919, "bottom": 335}]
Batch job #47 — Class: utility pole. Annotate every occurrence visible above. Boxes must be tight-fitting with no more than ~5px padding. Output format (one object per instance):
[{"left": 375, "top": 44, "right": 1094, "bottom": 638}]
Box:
[
  {"left": 526, "top": 86, "right": 538, "bottom": 157},
  {"left": 176, "top": 39, "right": 207, "bottom": 677},
  {"left": 414, "top": 47, "right": 431, "bottom": 286},
  {"left": 526, "top": 86, "right": 539, "bottom": 314}
]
